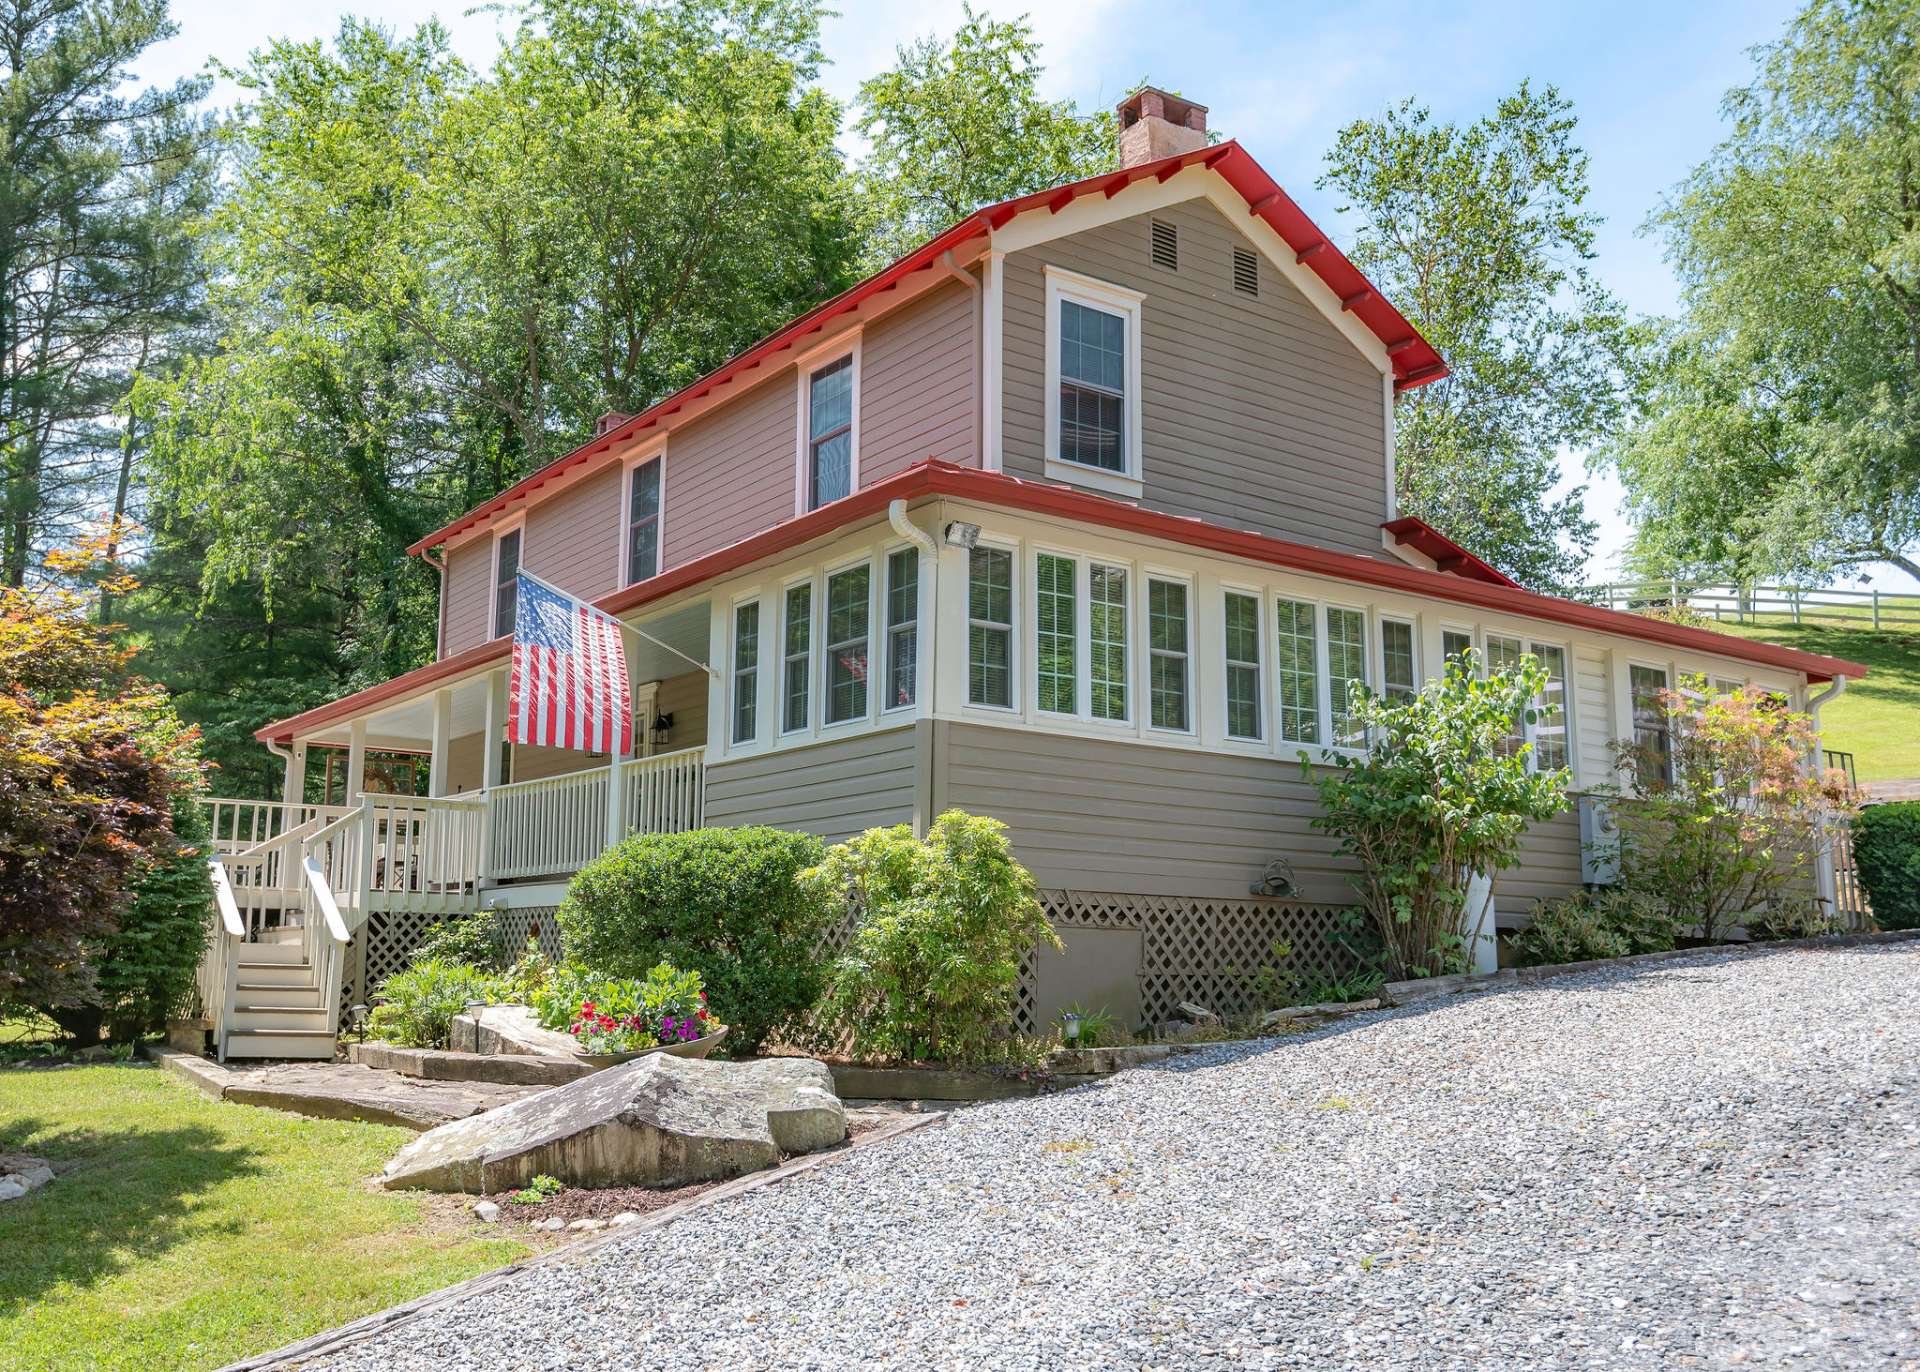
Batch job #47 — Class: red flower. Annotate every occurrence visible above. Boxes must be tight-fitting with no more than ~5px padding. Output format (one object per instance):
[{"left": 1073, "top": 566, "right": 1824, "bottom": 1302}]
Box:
[{"left": 579, "top": 1001, "right": 596, "bottom": 1016}]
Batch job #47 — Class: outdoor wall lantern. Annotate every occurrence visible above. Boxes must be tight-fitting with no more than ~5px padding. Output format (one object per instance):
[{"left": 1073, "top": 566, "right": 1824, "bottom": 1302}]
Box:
[
  {"left": 650, "top": 711, "right": 674, "bottom": 747},
  {"left": 943, "top": 520, "right": 982, "bottom": 549}
]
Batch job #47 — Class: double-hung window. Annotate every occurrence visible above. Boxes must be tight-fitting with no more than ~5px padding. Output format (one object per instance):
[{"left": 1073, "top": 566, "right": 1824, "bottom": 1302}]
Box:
[
  {"left": 804, "top": 354, "right": 855, "bottom": 510},
  {"left": 1275, "top": 598, "right": 1319, "bottom": 745},
  {"left": 1485, "top": 634, "right": 1527, "bottom": 755},
  {"left": 1148, "top": 579, "right": 1191, "bottom": 732},
  {"left": 1035, "top": 554, "right": 1077, "bottom": 715},
  {"left": 492, "top": 527, "right": 521, "bottom": 639},
  {"left": 1380, "top": 618, "right": 1417, "bottom": 704},
  {"left": 823, "top": 564, "right": 870, "bottom": 725},
  {"left": 1532, "top": 644, "right": 1570, "bottom": 771},
  {"left": 1045, "top": 269, "right": 1143, "bottom": 494},
  {"left": 1630, "top": 664, "right": 1674, "bottom": 787},
  {"left": 781, "top": 584, "right": 811, "bottom": 734},
  {"left": 968, "top": 546, "right": 1014, "bottom": 708},
  {"left": 1441, "top": 627, "right": 1475, "bottom": 671},
  {"left": 625, "top": 458, "right": 661, "bottom": 585},
  {"left": 1325, "top": 607, "right": 1367, "bottom": 745},
  {"left": 1223, "top": 591, "right": 1262, "bottom": 741},
  {"left": 884, "top": 549, "right": 918, "bottom": 710},
  {"left": 731, "top": 601, "right": 760, "bottom": 746}
]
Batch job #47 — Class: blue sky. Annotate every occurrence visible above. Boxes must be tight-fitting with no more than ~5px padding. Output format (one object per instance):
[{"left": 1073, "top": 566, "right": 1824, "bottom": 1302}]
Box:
[{"left": 149, "top": 0, "right": 1889, "bottom": 586}]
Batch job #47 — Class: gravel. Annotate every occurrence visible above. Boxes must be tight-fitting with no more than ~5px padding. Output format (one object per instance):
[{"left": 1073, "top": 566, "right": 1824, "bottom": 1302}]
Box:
[{"left": 308, "top": 942, "right": 1920, "bottom": 1371}]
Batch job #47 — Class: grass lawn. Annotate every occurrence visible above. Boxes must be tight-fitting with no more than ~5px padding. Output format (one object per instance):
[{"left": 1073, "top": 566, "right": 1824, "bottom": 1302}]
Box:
[
  {"left": 1709, "top": 620, "right": 1920, "bottom": 782},
  {"left": 0, "top": 1063, "right": 531, "bottom": 1372}
]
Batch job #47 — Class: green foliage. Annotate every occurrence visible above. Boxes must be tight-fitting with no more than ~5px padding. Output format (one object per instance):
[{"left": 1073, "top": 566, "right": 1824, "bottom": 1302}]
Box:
[
  {"left": 367, "top": 957, "right": 497, "bottom": 1049},
  {"left": 558, "top": 825, "right": 828, "bottom": 1055},
  {"left": 852, "top": 5, "right": 1113, "bottom": 265},
  {"left": 498, "top": 939, "right": 551, "bottom": 1004},
  {"left": 529, "top": 962, "right": 712, "bottom": 1054},
  {"left": 1745, "top": 900, "right": 1839, "bottom": 941},
  {"left": 84, "top": 794, "right": 214, "bottom": 1040},
  {"left": 1056, "top": 1003, "right": 1115, "bottom": 1048},
  {"left": 1609, "top": 0, "right": 1920, "bottom": 585},
  {"left": 1306, "top": 652, "right": 1571, "bottom": 980},
  {"left": 1853, "top": 801, "right": 1920, "bottom": 931},
  {"left": 803, "top": 810, "right": 1059, "bottom": 1066},
  {"left": 1515, "top": 889, "right": 1681, "bottom": 967},
  {"left": 508, "top": 1174, "right": 564, "bottom": 1205},
  {"left": 410, "top": 912, "right": 510, "bottom": 972},
  {"left": 1319, "top": 82, "right": 1637, "bottom": 592}
]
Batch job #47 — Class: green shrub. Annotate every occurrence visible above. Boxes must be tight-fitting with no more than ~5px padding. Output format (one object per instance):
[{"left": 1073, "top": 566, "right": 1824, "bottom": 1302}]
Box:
[
  {"left": 1516, "top": 888, "right": 1685, "bottom": 966},
  {"left": 558, "top": 826, "right": 829, "bottom": 1056},
  {"left": 89, "top": 794, "right": 214, "bottom": 1039},
  {"left": 368, "top": 958, "right": 497, "bottom": 1048},
  {"left": 1854, "top": 801, "right": 1920, "bottom": 931},
  {"left": 803, "top": 810, "right": 1060, "bottom": 1066},
  {"left": 410, "top": 911, "right": 508, "bottom": 971},
  {"left": 1745, "top": 900, "right": 1838, "bottom": 941}
]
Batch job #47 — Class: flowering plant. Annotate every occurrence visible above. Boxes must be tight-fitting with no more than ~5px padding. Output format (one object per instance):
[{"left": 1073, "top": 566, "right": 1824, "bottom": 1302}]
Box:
[{"left": 545, "top": 961, "right": 714, "bottom": 1055}]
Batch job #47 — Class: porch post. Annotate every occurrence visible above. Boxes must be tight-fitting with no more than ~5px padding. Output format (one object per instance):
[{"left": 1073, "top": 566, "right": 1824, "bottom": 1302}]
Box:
[
  {"left": 606, "top": 627, "right": 635, "bottom": 849},
  {"left": 429, "top": 688, "right": 453, "bottom": 798},
  {"left": 282, "top": 741, "right": 307, "bottom": 809},
  {"left": 345, "top": 718, "right": 367, "bottom": 801},
  {"left": 482, "top": 669, "right": 508, "bottom": 789}
]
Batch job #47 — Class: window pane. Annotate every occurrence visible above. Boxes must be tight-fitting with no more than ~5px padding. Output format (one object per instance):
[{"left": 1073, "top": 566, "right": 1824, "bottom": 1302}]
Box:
[
  {"left": 1035, "top": 554, "right": 1076, "bottom": 714},
  {"left": 824, "top": 565, "right": 870, "bottom": 724},
  {"left": 1058, "top": 299, "right": 1126, "bottom": 472},
  {"left": 1630, "top": 664, "right": 1673, "bottom": 786},
  {"left": 1441, "top": 629, "right": 1473, "bottom": 669},
  {"left": 1382, "top": 619, "right": 1416, "bottom": 703},
  {"left": 732, "top": 602, "right": 759, "bottom": 744},
  {"left": 968, "top": 546, "right": 1013, "bottom": 708},
  {"left": 1533, "top": 642, "right": 1569, "bottom": 771},
  {"left": 493, "top": 530, "right": 520, "bottom": 638},
  {"left": 1275, "top": 598, "right": 1319, "bottom": 744},
  {"left": 809, "top": 356, "right": 852, "bottom": 438},
  {"left": 806, "top": 357, "right": 854, "bottom": 509},
  {"left": 1089, "top": 563, "right": 1128, "bottom": 721},
  {"left": 627, "top": 461, "right": 661, "bottom": 584},
  {"left": 1326, "top": 607, "right": 1367, "bottom": 744},
  {"left": 810, "top": 430, "right": 851, "bottom": 508},
  {"left": 1148, "top": 579, "right": 1189, "bottom": 731},
  {"left": 885, "top": 548, "right": 918, "bottom": 709},
  {"left": 1486, "top": 634, "right": 1526, "bottom": 755},
  {"left": 782, "top": 583, "right": 810, "bottom": 733},
  {"left": 1225, "top": 591, "right": 1261, "bottom": 740}
]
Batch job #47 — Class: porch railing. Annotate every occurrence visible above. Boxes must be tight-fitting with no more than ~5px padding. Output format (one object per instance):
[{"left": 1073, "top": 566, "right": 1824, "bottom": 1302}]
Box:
[
  {"left": 485, "top": 769, "right": 613, "bottom": 881},
  {"left": 621, "top": 747, "right": 706, "bottom": 839},
  {"left": 205, "top": 799, "right": 348, "bottom": 854}
]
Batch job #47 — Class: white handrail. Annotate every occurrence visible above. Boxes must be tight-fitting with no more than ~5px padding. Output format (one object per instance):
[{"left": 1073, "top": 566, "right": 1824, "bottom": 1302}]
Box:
[
  {"left": 208, "top": 857, "right": 244, "bottom": 938},
  {"left": 300, "top": 855, "right": 353, "bottom": 945}
]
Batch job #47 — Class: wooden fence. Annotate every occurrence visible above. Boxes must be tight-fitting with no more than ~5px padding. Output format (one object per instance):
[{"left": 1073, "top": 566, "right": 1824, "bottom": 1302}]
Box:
[{"left": 1587, "top": 580, "right": 1920, "bottom": 631}]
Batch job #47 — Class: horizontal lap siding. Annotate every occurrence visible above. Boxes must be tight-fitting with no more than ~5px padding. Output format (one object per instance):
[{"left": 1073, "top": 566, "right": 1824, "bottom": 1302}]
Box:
[
  {"left": 663, "top": 373, "right": 799, "bottom": 567},
  {"left": 1575, "top": 645, "right": 1615, "bottom": 785},
  {"left": 525, "top": 464, "right": 622, "bottom": 602},
  {"left": 704, "top": 728, "right": 918, "bottom": 843},
  {"left": 860, "top": 278, "right": 978, "bottom": 483},
  {"left": 1002, "top": 197, "right": 1389, "bottom": 556},
  {"left": 932, "top": 722, "right": 1356, "bottom": 902},
  {"left": 1498, "top": 810, "right": 1583, "bottom": 918},
  {"left": 442, "top": 540, "right": 494, "bottom": 658},
  {"left": 652, "top": 670, "right": 708, "bottom": 755}
]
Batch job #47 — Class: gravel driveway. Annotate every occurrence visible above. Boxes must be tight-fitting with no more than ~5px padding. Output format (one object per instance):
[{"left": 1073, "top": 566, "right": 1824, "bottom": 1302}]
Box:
[{"left": 308, "top": 942, "right": 1919, "bottom": 1371}]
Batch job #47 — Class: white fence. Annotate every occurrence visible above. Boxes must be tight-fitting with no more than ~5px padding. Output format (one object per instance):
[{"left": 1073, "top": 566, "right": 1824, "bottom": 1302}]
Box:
[{"left": 1587, "top": 580, "right": 1920, "bottom": 631}]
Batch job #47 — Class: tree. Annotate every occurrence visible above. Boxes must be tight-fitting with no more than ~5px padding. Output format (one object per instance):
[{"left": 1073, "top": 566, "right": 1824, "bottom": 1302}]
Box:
[
  {"left": 0, "top": 0, "right": 211, "bottom": 587},
  {"left": 1319, "top": 83, "right": 1637, "bottom": 593},
  {"left": 1609, "top": 0, "right": 1920, "bottom": 584},
  {"left": 853, "top": 5, "right": 1112, "bottom": 265}
]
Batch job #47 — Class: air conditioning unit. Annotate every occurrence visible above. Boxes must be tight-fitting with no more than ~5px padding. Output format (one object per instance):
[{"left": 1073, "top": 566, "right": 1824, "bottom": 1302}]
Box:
[{"left": 1579, "top": 794, "right": 1621, "bottom": 886}]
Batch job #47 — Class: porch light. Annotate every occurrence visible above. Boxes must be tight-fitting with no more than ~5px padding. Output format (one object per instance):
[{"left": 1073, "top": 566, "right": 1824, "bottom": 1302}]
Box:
[
  {"left": 943, "top": 521, "right": 981, "bottom": 550},
  {"left": 650, "top": 711, "right": 674, "bottom": 747}
]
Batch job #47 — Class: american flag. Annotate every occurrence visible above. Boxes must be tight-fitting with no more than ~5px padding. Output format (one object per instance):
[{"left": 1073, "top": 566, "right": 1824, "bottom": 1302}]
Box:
[{"left": 510, "top": 571, "right": 632, "bottom": 755}]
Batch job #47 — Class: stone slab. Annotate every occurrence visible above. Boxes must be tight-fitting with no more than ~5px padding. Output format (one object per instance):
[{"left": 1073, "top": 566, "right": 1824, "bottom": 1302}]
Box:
[
  {"left": 350, "top": 1041, "right": 593, "bottom": 1087},
  {"left": 222, "top": 1063, "right": 545, "bottom": 1131},
  {"left": 449, "top": 1005, "right": 583, "bottom": 1059}
]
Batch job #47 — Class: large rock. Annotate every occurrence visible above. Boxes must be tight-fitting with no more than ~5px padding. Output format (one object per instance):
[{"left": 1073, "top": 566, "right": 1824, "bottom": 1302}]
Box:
[
  {"left": 379, "top": 1054, "right": 846, "bottom": 1193},
  {"left": 449, "top": 1004, "right": 582, "bottom": 1059}
]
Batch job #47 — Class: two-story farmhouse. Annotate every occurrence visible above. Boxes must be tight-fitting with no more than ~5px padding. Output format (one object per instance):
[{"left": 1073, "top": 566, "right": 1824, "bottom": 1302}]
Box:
[{"left": 201, "top": 89, "right": 1866, "bottom": 1059}]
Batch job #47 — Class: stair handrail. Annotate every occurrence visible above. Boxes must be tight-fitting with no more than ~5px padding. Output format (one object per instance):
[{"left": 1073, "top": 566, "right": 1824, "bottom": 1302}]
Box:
[
  {"left": 299, "top": 851, "right": 354, "bottom": 1037},
  {"left": 202, "top": 857, "right": 246, "bottom": 1054}
]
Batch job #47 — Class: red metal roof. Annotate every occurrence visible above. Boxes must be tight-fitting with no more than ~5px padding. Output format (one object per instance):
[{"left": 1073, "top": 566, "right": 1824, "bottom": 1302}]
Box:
[
  {"left": 407, "top": 140, "right": 1447, "bottom": 557},
  {"left": 1382, "top": 516, "right": 1518, "bottom": 588},
  {"left": 264, "top": 461, "right": 1865, "bottom": 745}
]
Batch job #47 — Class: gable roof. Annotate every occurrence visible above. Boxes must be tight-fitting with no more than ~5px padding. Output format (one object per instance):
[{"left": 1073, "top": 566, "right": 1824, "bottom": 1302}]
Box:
[{"left": 407, "top": 140, "right": 1445, "bottom": 557}]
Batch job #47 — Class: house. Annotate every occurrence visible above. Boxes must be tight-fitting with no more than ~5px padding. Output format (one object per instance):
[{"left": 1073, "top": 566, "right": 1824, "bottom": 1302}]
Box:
[{"left": 197, "top": 88, "right": 1867, "bottom": 1060}]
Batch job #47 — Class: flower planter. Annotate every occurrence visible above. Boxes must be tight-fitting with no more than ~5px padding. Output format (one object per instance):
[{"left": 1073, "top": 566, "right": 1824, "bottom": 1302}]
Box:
[{"left": 571, "top": 1024, "right": 728, "bottom": 1069}]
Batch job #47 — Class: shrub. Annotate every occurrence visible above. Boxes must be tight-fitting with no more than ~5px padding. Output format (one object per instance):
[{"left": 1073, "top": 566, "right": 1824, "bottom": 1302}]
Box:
[
  {"left": 1853, "top": 801, "right": 1920, "bottom": 931},
  {"left": 1745, "top": 900, "right": 1837, "bottom": 942},
  {"left": 410, "top": 911, "right": 509, "bottom": 971},
  {"left": 558, "top": 826, "right": 829, "bottom": 1056},
  {"left": 1516, "top": 889, "right": 1684, "bottom": 968},
  {"left": 86, "top": 794, "right": 215, "bottom": 1040},
  {"left": 802, "top": 810, "right": 1059, "bottom": 1066},
  {"left": 1306, "top": 652, "right": 1570, "bottom": 980},
  {"left": 368, "top": 958, "right": 497, "bottom": 1048}
]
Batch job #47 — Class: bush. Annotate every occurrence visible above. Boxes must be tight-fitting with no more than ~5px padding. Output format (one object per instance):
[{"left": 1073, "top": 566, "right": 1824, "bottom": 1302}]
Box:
[
  {"left": 1853, "top": 801, "right": 1920, "bottom": 931},
  {"left": 368, "top": 958, "right": 497, "bottom": 1048},
  {"left": 1745, "top": 900, "right": 1837, "bottom": 941},
  {"left": 1516, "top": 888, "right": 1687, "bottom": 967},
  {"left": 558, "top": 826, "right": 829, "bottom": 1056},
  {"left": 86, "top": 794, "right": 215, "bottom": 1040},
  {"left": 410, "top": 911, "right": 509, "bottom": 971},
  {"left": 802, "top": 810, "right": 1059, "bottom": 1066}
]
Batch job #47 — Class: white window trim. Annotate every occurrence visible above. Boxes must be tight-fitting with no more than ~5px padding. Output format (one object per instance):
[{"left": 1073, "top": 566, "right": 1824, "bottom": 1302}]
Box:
[
  {"left": 727, "top": 592, "right": 764, "bottom": 751},
  {"left": 1323, "top": 599, "right": 1371, "bottom": 749},
  {"left": 1377, "top": 612, "right": 1419, "bottom": 701},
  {"left": 1273, "top": 592, "right": 1324, "bottom": 750},
  {"left": 777, "top": 572, "right": 816, "bottom": 738},
  {"left": 965, "top": 538, "right": 1021, "bottom": 714},
  {"left": 488, "top": 515, "right": 526, "bottom": 642},
  {"left": 1143, "top": 570, "right": 1196, "bottom": 736},
  {"left": 880, "top": 542, "right": 923, "bottom": 716},
  {"left": 793, "top": 332, "right": 862, "bottom": 516},
  {"left": 1042, "top": 265, "right": 1145, "bottom": 499},
  {"left": 820, "top": 555, "right": 878, "bottom": 732},
  {"left": 1025, "top": 545, "right": 1136, "bottom": 729},
  {"left": 1221, "top": 583, "right": 1265, "bottom": 744},
  {"left": 620, "top": 441, "right": 668, "bottom": 589}
]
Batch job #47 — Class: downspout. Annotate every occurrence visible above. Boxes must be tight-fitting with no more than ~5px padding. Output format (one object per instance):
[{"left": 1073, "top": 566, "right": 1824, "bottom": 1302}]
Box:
[
  {"left": 420, "top": 545, "right": 448, "bottom": 659},
  {"left": 889, "top": 500, "right": 940, "bottom": 836}
]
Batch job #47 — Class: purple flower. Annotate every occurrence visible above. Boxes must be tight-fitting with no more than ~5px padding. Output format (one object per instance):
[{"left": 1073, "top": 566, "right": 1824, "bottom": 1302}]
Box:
[
  {"left": 680, "top": 1021, "right": 695, "bottom": 1040},
  {"left": 662, "top": 1016, "right": 676, "bottom": 1035}
]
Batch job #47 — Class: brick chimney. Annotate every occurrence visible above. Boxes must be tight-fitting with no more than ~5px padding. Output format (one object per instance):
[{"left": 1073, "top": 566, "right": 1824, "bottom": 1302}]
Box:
[
  {"left": 594, "top": 410, "right": 633, "bottom": 438},
  {"left": 1116, "top": 87, "right": 1208, "bottom": 169}
]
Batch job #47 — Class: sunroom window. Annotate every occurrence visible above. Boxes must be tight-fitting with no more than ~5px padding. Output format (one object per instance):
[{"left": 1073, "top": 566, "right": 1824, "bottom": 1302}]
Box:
[
  {"left": 1224, "top": 591, "right": 1262, "bottom": 741},
  {"left": 1275, "top": 598, "right": 1319, "bottom": 744},
  {"left": 1631, "top": 664, "right": 1674, "bottom": 786},
  {"left": 823, "top": 564, "right": 869, "bottom": 725},
  {"left": 1148, "top": 579, "right": 1190, "bottom": 731},
  {"left": 1035, "top": 553, "right": 1077, "bottom": 714},
  {"left": 884, "top": 548, "right": 918, "bottom": 710},
  {"left": 1381, "top": 618, "right": 1417, "bottom": 704},
  {"left": 731, "top": 601, "right": 759, "bottom": 745},
  {"left": 1326, "top": 607, "right": 1367, "bottom": 744},
  {"left": 1089, "top": 564, "right": 1128, "bottom": 722},
  {"left": 781, "top": 583, "right": 810, "bottom": 734},
  {"left": 968, "top": 546, "right": 1014, "bottom": 708}
]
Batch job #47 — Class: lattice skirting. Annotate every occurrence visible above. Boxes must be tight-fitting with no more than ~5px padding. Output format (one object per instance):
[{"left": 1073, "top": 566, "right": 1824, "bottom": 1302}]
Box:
[{"left": 343, "top": 907, "right": 564, "bottom": 1011}]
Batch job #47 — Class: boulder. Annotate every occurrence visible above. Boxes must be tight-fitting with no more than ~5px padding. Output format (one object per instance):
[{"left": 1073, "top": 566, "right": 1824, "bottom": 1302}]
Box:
[
  {"left": 380, "top": 1054, "right": 846, "bottom": 1193},
  {"left": 449, "top": 1004, "right": 581, "bottom": 1059}
]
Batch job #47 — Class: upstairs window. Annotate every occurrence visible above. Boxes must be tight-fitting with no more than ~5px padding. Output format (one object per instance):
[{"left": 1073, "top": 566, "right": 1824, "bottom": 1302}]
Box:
[
  {"left": 492, "top": 527, "right": 521, "bottom": 639},
  {"left": 625, "top": 457, "right": 661, "bottom": 585},
  {"left": 968, "top": 546, "right": 1014, "bottom": 709},
  {"left": 805, "top": 354, "right": 855, "bottom": 510},
  {"left": 1044, "top": 268, "right": 1143, "bottom": 493},
  {"left": 823, "top": 564, "right": 870, "bottom": 725},
  {"left": 885, "top": 548, "right": 919, "bottom": 710}
]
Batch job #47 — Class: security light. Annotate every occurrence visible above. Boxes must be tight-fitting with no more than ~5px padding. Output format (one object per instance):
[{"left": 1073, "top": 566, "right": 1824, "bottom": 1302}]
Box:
[{"left": 943, "top": 521, "right": 982, "bottom": 549}]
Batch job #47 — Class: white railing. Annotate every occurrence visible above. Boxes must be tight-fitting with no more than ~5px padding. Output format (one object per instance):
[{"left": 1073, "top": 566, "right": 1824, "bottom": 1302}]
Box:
[
  {"left": 203, "top": 799, "right": 350, "bottom": 854},
  {"left": 299, "top": 853, "right": 353, "bottom": 1036},
  {"left": 362, "top": 793, "right": 486, "bottom": 914},
  {"left": 622, "top": 747, "right": 706, "bottom": 838},
  {"left": 304, "top": 808, "right": 369, "bottom": 918},
  {"left": 202, "top": 858, "right": 246, "bottom": 1051},
  {"left": 485, "top": 768, "right": 611, "bottom": 880},
  {"left": 1587, "top": 579, "right": 1920, "bottom": 631}
]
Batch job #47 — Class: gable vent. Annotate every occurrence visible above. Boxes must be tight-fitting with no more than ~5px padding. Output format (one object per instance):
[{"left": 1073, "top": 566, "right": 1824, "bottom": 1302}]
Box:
[
  {"left": 1150, "top": 219, "right": 1178, "bottom": 270},
  {"left": 1232, "top": 247, "right": 1259, "bottom": 297}
]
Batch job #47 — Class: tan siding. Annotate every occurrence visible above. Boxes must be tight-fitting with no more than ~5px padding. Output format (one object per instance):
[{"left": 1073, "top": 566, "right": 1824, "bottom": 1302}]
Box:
[
  {"left": 662, "top": 373, "right": 799, "bottom": 567},
  {"left": 1498, "top": 810, "right": 1584, "bottom": 919},
  {"left": 442, "top": 540, "right": 495, "bottom": 658},
  {"left": 651, "top": 669, "right": 708, "bottom": 755},
  {"left": 1002, "top": 197, "right": 1390, "bottom": 555},
  {"left": 525, "top": 463, "right": 621, "bottom": 602},
  {"left": 860, "top": 277, "right": 979, "bottom": 484},
  {"left": 932, "top": 722, "right": 1356, "bottom": 902},
  {"left": 1575, "top": 644, "right": 1615, "bottom": 785},
  {"left": 447, "top": 730, "right": 485, "bottom": 794},
  {"left": 704, "top": 728, "right": 917, "bottom": 842},
  {"left": 511, "top": 743, "right": 607, "bottom": 783}
]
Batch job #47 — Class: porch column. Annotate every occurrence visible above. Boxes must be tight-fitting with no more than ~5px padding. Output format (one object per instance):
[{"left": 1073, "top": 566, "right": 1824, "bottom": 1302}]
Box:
[
  {"left": 281, "top": 741, "right": 307, "bottom": 809},
  {"left": 344, "top": 718, "right": 367, "bottom": 801},
  {"left": 428, "top": 687, "right": 453, "bottom": 798},
  {"left": 482, "top": 669, "right": 508, "bottom": 789},
  {"left": 606, "top": 628, "right": 635, "bottom": 848}
]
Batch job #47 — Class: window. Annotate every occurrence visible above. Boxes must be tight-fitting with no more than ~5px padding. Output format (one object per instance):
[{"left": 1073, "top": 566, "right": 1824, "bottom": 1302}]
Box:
[
  {"left": 1533, "top": 643, "right": 1570, "bottom": 771},
  {"left": 1150, "top": 218, "right": 1178, "bottom": 270},
  {"left": 1035, "top": 554, "right": 1076, "bottom": 714},
  {"left": 1224, "top": 591, "right": 1262, "bottom": 741},
  {"left": 1089, "top": 564, "right": 1129, "bottom": 721},
  {"left": 1442, "top": 628, "right": 1474, "bottom": 667},
  {"left": 1045, "top": 269, "right": 1143, "bottom": 491},
  {"left": 1381, "top": 618, "right": 1417, "bottom": 703},
  {"left": 884, "top": 549, "right": 919, "bottom": 710},
  {"left": 824, "top": 564, "right": 870, "bottom": 725},
  {"left": 1485, "top": 633, "right": 1526, "bottom": 755},
  {"left": 781, "top": 584, "right": 810, "bottom": 734},
  {"left": 968, "top": 546, "right": 1013, "bottom": 708},
  {"left": 625, "top": 458, "right": 661, "bottom": 585},
  {"left": 1148, "top": 579, "right": 1190, "bottom": 731},
  {"left": 1232, "top": 246, "right": 1259, "bottom": 297},
  {"left": 731, "top": 601, "right": 760, "bottom": 745},
  {"left": 1712, "top": 676, "right": 1745, "bottom": 698},
  {"left": 1275, "top": 598, "right": 1319, "bottom": 744},
  {"left": 805, "top": 354, "right": 854, "bottom": 510},
  {"left": 492, "top": 527, "right": 521, "bottom": 639},
  {"left": 1326, "top": 607, "right": 1367, "bottom": 744},
  {"left": 1630, "top": 664, "right": 1674, "bottom": 786}
]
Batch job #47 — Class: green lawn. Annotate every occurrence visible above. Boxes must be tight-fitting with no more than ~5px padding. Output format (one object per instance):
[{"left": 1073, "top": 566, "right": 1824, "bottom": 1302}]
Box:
[
  {"left": 0, "top": 1064, "right": 530, "bottom": 1372},
  {"left": 1711, "top": 621, "right": 1920, "bottom": 782}
]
